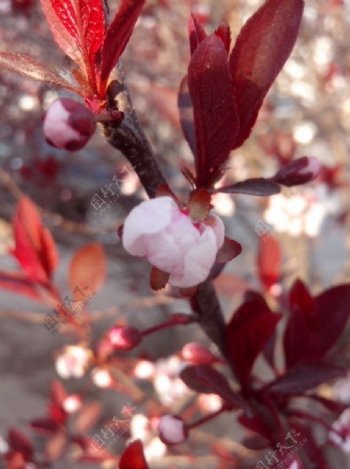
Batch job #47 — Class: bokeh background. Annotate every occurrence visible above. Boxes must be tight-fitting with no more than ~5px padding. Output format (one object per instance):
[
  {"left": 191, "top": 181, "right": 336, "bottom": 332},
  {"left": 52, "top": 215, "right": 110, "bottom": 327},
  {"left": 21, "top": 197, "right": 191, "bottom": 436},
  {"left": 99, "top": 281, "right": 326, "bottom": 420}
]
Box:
[{"left": 1, "top": 0, "right": 350, "bottom": 467}]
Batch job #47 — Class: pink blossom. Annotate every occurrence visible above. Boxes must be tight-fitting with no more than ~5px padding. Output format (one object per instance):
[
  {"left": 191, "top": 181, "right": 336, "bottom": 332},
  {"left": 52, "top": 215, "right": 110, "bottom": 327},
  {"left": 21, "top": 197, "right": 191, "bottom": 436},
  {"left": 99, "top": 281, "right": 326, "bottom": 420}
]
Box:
[{"left": 122, "top": 197, "right": 225, "bottom": 288}]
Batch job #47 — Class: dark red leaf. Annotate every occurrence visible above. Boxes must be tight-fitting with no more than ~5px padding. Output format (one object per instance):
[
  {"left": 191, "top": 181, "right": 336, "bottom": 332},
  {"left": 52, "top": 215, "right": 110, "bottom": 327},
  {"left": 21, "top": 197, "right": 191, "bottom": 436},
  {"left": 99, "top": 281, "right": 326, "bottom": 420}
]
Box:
[
  {"left": 188, "top": 14, "right": 207, "bottom": 55},
  {"left": 216, "top": 237, "right": 242, "bottom": 263},
  {"left": 229, "top": 0, "right": 304, "bottom": 148},
  {"left": 100, "top": 0, "right": 146, "bottom": 87},
  {"left": 119, "top": 440, "right": 149, "bottom": 469},
  {"left": 187, "top": 35, "right": 239, "bottom": 187},
  {"left": 257, "top": 235, "right": 281, "bottom": 291},
  {"left": 284, "top": 280, "right": 318, "bottom": 368},
  {"left": 30, "top": 418, "right": 60, "bottom": 434},
  {"left": 180, "top": 365, "right": 214, "bottom": 393},
  {"left": 8, "top": 429, "right": 33, "bottom": 461},
  {"left": 13, "top": 197, "right": 58, "bottom": 284},
  {"left": 217, "top": 178, "right": 281, "bottom": 196},
  {"left": 238, "top": 400, "right": 282, "bottom": 442},
  {"left": 214, "top": 23, "right": 231, "bottom": 53},
  {"left": 307, "top": 394, "right": 348, "bottom": 415},
  {"left": 266, "top": 361, "right": 345, "bottom": 394},
  {"left": 180, "top": 364, "right": 247, "bottom": 409},
  {"left": 284, "top": 281, "right": 350, "bottom": 368},
  {"left": 178, "top": 76, "right": 196, "bottom": 156},
  {"left": 273, "top": 156, "right": 321, "bottom": 186},
  {"left": 315, "top": 284, "right": 350, "bottom": 356},
  {"left": 225, "top": 293, "right": 281, "bottom": 387}
]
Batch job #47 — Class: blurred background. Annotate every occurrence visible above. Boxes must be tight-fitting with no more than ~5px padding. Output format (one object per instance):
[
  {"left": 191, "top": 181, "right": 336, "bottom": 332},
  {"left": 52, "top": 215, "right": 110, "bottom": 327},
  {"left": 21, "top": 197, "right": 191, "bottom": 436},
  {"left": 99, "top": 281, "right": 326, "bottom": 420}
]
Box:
[{"left": 1, "top": 0, "right": 350, "bottom": 467}]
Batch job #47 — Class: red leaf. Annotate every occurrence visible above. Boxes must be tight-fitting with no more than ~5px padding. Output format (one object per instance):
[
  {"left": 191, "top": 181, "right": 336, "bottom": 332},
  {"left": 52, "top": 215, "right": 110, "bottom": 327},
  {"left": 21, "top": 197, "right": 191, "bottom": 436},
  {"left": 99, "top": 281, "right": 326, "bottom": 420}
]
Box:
[
  {"left": 0, "top": 52, "right": 79, "bottom": 92},
  {"left": 41, "top": 0, "right": 106, "bottom": 92},
  {"left": 39, "top": 0, "right": 84, "bottom": 67},
  {"left": 69, "top": 243, "right": 106, "bottom": 298},
  {"left": 273, "top": 157, "right": 321, "bottom": 186},
  {"left": 13, "top": 197, "right": 58, "bottom": 284},
  {"left": 0, "top": 271, "right": 42, "bottom": 301},
  {"left": 74, "top": 402, "right": 102, "bottom": 433},
  {"left": 284, "top": 281, "right": 350, "bottom": 368},
  {"left": 8, "top": 429, "right": 33, "bottom": 461},
  {"left": 178, "top": 76, "right": 196, "bottom": 156},
  {"left": 187, "top": 35, "right": 239, "bottom": 187},
  {"left": 119, "top": 440, "right": 149, "bottom": 469},
  {"left": 30, "top": 418, "right": 61, "bottom": 434},
  {"left": 50, "top": 380, "right": 68, "bottom": 406},
  {"left": 180, "top": 365, "right": 215, "bottom": 393},
  {"left": 188, "top": 14, "right": 207, "bottom": 55},
  {"left": 229, "top": 0, "right": 304, "bottom": 148},
  {"left": 180, "top": 364, "right": 247, "bottom": 409},
  {"left": 225, "top": 293, "right": 281, "bottom": 387},
  {"left": 100, "top": 0, "right": 146, "bottom": 88},
  {"left": 217, "top": 178, "right": 281, "bottom": 196},
  {"left": 257, "top": 234, "right": 281, "bottom": 291},
  {"left": 214, "top": 23, "right": 231, "bottom": 53},
  {"left": 216, "top": 237, "right": 242, "bottom": 263},
  {"left": 266, "top": 361, "right": 345, "bottom": 394}
]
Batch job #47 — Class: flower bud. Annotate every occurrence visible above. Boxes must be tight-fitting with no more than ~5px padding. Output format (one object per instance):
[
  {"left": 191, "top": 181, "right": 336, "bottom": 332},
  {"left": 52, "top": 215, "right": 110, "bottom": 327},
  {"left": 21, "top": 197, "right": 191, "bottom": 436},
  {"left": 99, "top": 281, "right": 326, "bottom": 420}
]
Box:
[
  {"left": 158, "top": 415, "right": 188, "bottom": 445},
  {"left": 108, "top": 325, "right": 142, "bottom": 351},
  {"left": 43, "top": 98, "right": 96, "bottom": 151},
  {"left": 273, "top": 157, "right": 320, "bottom": 187},
  {"left": 181, "top": 342, "right": 217, "bottom": 365}
]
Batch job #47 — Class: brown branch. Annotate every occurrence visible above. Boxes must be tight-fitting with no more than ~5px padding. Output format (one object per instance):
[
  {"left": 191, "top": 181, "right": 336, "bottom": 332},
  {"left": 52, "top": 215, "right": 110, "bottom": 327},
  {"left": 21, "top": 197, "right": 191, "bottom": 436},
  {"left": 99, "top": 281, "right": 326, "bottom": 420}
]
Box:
[{"left": 101, "top": 69, "right": 227, "bottom": 354}]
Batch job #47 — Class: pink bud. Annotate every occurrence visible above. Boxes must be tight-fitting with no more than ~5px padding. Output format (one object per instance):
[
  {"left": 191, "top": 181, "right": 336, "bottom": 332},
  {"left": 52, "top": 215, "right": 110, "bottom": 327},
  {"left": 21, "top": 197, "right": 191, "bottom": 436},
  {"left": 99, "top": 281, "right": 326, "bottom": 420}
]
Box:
[
  {"left": 181, "top": 342, "right": 216, "bottom": 364},
  {"left": 273, "top": 157, "right": 321, "bottom": 187},
  {"left": 43, "top": 98, "right": 96, "bottom": 151},
  {"left": 108, "top": 325, "right": 142, "bottom": 351},
  {"left": 158, "top": 415, "right": 188, "bottom": 445}
]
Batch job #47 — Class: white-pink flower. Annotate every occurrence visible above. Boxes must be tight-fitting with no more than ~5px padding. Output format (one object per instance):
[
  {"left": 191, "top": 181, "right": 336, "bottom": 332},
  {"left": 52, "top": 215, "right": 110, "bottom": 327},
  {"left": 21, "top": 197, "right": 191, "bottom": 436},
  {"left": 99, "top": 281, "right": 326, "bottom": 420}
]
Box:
[{"left": 122, "top": 197, "right": 225, "bottom": 288}]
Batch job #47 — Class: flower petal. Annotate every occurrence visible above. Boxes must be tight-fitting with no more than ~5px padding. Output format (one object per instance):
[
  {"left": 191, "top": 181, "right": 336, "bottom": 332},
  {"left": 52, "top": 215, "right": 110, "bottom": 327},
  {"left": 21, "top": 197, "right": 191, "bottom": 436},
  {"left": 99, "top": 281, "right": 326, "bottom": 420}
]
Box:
[
  {"left": 169, "top": 227, "right": 217, "bottom": 287},
  {"left": 123, "top": 197, "right": 178, "bottom": 255}
]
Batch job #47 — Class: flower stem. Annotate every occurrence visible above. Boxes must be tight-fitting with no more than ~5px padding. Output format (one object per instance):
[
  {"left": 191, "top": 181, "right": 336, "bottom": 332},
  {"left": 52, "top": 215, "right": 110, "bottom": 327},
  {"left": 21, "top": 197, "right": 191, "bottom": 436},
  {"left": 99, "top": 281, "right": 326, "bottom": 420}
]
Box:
[{"left": 187, "top": 405, "right": 230, "bottom": 430}]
